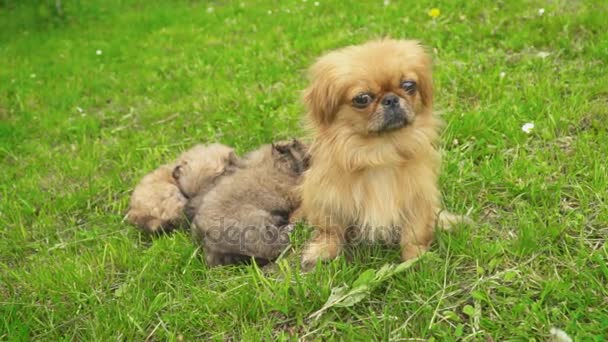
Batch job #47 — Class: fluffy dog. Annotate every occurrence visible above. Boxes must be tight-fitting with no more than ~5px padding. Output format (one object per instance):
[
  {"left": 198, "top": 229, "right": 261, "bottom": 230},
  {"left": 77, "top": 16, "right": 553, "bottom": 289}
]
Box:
[
  {"left": 127, "top": 143, "right": 237, "bottom": 234},
  {"left": 299, "top": 39, "right": 467, "bottom": 267},
  {"left": 192, "top": 139, "right": 309, "bottom": 267}
]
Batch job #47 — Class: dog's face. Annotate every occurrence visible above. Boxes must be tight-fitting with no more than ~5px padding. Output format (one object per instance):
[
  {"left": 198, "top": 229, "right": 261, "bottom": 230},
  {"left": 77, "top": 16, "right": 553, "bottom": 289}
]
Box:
[{"left": 304, "top": 39, "right": 432, "bottom": 136}]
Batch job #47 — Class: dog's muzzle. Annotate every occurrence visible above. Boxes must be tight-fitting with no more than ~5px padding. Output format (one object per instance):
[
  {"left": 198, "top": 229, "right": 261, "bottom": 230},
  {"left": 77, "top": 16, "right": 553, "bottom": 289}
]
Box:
[{"left": 380, "top": 94, "right": 408, "bottom": 131}]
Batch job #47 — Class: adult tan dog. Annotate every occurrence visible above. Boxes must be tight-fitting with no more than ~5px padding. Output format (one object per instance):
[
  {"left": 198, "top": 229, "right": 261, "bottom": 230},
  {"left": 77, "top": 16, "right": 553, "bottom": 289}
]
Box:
[{"left": 299, "top": 39, "right": 467, "bottom": 268}]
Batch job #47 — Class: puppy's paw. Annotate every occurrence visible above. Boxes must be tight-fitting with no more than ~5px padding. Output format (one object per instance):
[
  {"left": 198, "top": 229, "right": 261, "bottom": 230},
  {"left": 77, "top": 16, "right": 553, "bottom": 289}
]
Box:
[
  {"left": 205, "top": 251, "right": 223, "bottom": 267},
  {"left": 282, "top": 223, "right": 296, "bottom": 234}
]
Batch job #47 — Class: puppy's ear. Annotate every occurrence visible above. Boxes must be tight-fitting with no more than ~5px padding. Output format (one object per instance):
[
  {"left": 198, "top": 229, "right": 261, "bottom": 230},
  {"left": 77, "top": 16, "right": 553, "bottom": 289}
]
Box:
[
  {"left": 273, "top": 143, "right": 290, "bottom": 155},
  {"left": 291, "top": 138, "right": 304, "bottom": 151},
  {"left": 227, "top": 151, "right": 240, "bottom": 166},
  {"left": 302, "top": 153, "right": 311, "bottom": 169},
  {"left": 172, "top": 164, "right": 183, "bottom": 180},
  {"left": 303, "top": 63, "right": 342, "bottom": 127}
]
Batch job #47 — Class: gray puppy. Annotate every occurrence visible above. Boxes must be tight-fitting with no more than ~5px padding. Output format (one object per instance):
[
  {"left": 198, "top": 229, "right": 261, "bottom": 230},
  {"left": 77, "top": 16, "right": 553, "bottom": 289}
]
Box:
[{"left": 192, "top": 139, "right": 309, "bottom": 266}]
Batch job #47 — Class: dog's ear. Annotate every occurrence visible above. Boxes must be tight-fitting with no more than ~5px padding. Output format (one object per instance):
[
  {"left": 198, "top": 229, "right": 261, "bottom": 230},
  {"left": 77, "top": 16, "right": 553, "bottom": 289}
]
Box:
[
  {"left": 172, "top": 164, "right": 183, "bottom": 180},
  {"left": 303, "top": 62, "right": 342, "bottom": 127},
  {"left": 291, "top": 138, "right": 304, "bottom": 151},
  {"left": 227, "top": 151, "right": 241, "bottom": 167},
  {"left": 272, "top": 143, "right": 290, "bottom": 155},
  {"left": 414, "top": 46, "right": 433, "bottom": 110},
  {"left": 417, "top": 66, "right": 433, "bottom": 109}
]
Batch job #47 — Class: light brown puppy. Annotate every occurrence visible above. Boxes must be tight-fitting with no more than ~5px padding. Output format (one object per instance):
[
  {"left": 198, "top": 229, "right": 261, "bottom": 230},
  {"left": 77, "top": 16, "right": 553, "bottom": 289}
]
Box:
[
  {"left": 299, "top": 39, "right": 464, "bottom": 267},
  {"left": 192, "top": 139, "right": 309, "bottom": 267},
  {"left": 127, "top": 143, "right": 236, "bottom": 234},
  {"left": 127, "top": 164, "right": 187, "bottom": 234}
]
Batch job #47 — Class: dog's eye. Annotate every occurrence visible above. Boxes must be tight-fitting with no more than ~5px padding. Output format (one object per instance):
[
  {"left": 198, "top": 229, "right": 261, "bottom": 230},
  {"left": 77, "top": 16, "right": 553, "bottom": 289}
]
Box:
[
  {"left": 352, "top": 93, "right": 374, "bottom": 108},
  {"left": 401, "top": 80, "right": 417, "bottom": 94}
]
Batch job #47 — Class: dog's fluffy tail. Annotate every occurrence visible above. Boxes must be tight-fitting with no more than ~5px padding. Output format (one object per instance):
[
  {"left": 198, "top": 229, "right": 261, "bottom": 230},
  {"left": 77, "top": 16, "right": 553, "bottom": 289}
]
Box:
[{"left": 437, "top": 210, "right": 473, "bottom": 231}]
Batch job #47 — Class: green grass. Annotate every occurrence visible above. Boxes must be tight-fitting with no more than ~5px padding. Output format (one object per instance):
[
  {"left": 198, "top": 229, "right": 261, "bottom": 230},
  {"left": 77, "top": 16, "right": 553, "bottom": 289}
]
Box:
[{"left": 1, "top": 0, "right": 607, "bottom": 340}]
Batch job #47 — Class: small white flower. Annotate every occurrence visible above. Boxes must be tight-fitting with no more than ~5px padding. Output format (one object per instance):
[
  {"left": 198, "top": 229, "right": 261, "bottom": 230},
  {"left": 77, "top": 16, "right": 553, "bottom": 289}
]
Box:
[
  {"left": 383, "top": 0, "right": 390, "bottom": 6},
  {"left": 536, "top": 51, "right": 550, "bottom": 59},
  {"left": 522, "top": 122, "right": 535, "bottom": 134},
  {"left": 452, "top": 138, "right": 459, "bottom": 146},
  {"left": 314, "top": 1, "right": 319, "bottom": 6},
  {"left": 267, "top": 9, "right": 272, "bottom": 14},
  {"left": 96, "top": 49, "right": 103, "bottom": 55},
  {"left": 550, "top": 328, "right": 572, "bottom": 342},
  {"left": 499, "top": 71, "right": 506, "bottom": 79},
  {"left": 538, "top": 8, "right": 545, "bottom": 16},
  {"left": 206, "top": 7, "right": 214, "bottom": 13},
  {"left": 30, "top": 73, "right": 36, "bottom": 78}
]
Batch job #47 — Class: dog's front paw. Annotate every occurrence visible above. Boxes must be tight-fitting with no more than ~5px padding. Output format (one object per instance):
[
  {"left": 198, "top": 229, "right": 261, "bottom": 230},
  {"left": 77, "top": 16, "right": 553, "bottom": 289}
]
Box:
[
  {"left": 300, "top": 237, "right": 341, "bottom": 270},
  {"left": 401, "top": 243, "right": 430, "bottom": 261}
]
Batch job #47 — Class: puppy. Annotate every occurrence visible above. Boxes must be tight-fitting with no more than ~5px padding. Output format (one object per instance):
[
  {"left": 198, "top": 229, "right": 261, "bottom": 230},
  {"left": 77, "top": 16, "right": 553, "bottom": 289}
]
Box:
[
  {"left": 127, "top": 164, "right": 187, "bottom": 234},
  {"left": 299, "top": 39, "right": 466, "bottom": 267},
  {"left": 192, "top": 139, "right": 309, "bottom": 267},
  {"left": 127, "top": 143, "right": 236, "bottom": 234}
]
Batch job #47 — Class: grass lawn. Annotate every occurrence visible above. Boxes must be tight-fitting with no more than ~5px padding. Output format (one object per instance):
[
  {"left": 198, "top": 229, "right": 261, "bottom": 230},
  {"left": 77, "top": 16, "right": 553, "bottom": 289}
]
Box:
[{"left": 1, "top": 0, "right": 607, "bottom": 340}]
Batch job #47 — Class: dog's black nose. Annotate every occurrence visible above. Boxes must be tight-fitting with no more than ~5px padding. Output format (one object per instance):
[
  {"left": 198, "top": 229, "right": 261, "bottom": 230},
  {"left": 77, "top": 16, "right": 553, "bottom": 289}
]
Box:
[{"left": 381, "top": 93, "right": 400, "bottom": 108}]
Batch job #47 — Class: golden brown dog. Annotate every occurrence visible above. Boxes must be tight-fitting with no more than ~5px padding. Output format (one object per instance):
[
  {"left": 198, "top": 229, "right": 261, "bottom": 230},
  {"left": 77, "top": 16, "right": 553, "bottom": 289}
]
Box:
[{"left": 299, "top": 39, "right": 467, "bottom": 267}]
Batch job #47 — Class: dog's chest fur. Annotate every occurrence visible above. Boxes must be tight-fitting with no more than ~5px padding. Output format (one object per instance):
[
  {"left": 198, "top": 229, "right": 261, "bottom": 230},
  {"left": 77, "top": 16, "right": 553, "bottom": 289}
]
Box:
[
  {"left": 352, "top": 167, "right": 408, "bottom": 233},
  {"left": 318, "top": 164, "right": 420, "bottom": 243}
]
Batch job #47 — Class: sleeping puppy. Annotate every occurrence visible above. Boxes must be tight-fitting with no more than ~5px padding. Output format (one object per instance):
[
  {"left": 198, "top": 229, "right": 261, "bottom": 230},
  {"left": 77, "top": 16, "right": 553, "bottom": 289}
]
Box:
[
  {"left": 298, "top": 39, "right": 469, "bottom": 268},
  {"left": 173, "top": 144, "right": 240, "bottom": 199},
  {"left": 127, "top": 143, "right": 237, "bottom": 234},
  {"left": 192, "top": 139, "right": 309, "bottom": 267},
  {"left": 127, "top": 164, "right": 187, "bottom": 234}
]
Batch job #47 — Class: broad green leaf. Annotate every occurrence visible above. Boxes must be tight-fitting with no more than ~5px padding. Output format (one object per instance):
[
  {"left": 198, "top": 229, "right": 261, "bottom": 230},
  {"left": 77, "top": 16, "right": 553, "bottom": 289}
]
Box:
[
  {"left": 353, "top": 269, "right": 376, "bottom": 288},
  {"left": 308, "top": 257, "right": 421, "bottom": 320},
  {"left": 462, "top": 305, "right": 475, "bottom": 317}
]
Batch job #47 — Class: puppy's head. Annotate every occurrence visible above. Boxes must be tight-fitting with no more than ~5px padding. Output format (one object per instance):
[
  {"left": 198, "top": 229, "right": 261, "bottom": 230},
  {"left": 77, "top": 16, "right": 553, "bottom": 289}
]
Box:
[
  {"left": 271, "top": 139, "right": 310, "bottom": 176},
  {"left": 172, "top": 143, "right": 239, "bottom": 197},
  {"left": 304, "top": 39, "right": 433, "bottom": 135}
]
